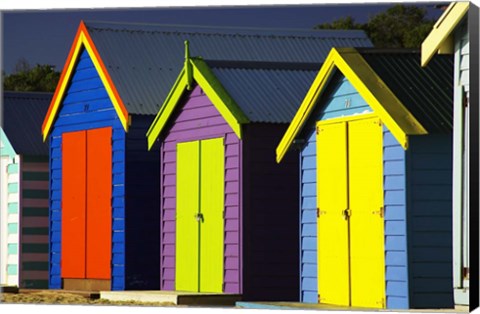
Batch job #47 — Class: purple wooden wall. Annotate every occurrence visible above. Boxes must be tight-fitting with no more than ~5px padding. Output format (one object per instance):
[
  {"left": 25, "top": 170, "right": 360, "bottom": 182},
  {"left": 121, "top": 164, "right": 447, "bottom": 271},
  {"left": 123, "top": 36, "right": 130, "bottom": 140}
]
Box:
[{"left": 160, "top": 85, "right": 242, "bottom": 293}]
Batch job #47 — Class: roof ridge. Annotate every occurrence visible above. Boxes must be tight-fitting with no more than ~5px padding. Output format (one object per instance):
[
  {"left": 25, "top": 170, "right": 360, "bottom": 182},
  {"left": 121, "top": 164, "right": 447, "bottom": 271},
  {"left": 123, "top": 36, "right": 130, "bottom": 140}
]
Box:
[
  {"left": 84, "top": 20, "right": 369, "bottom": 39},
  {"left": 204, "top": 59, "right": 322, "bottom": 71}
]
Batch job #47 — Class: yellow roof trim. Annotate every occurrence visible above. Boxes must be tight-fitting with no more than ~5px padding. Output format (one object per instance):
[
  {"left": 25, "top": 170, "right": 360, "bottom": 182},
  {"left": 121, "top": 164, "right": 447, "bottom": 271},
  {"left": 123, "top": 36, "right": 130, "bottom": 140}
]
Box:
[
  {"left": 421, "top": 1, "right": 469, "bottom": 66},
  {"left": 276, "top": 47, "right": 427, "bottom": 163},
  {"left": 42, "top": 22, "right": 130, "bottom": 141}
]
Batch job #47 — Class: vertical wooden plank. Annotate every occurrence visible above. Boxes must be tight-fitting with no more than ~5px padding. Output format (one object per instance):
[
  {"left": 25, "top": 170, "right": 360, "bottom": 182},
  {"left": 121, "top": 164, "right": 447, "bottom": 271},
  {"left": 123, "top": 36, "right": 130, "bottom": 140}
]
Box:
[
  {"left": 316, "top": 121, "right": 349, "bottom": 306},
  {"left": 199, "top": 137, "right": 224, "bottom": 293},
  {"left": 86, "top": 127, "right": 112, "bottom": 280},
  {"left": 175, "top": 141, "right": 200, "bottom": 291},
  {"left": 348, "top": 117, "right": 385, "bottom": 308},
  {"left": 61, "top": 130, "right": 86, "bottom": 279}
]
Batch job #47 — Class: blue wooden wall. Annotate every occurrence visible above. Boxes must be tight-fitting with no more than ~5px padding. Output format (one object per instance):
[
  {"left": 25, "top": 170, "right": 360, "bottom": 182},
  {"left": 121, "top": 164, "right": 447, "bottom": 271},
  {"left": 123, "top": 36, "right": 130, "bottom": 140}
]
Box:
[
  {"left": 383, "top": 127, "right": 409, "bottom": 309},
  {"left": 299, "top": 129, "right": 317, "bottom": 303},
  {"left": 49, "top": 48, "right": 126, "bottom": 290},
  {"left": 406, "top": 134, "right": 453, "bottom": 308},
  {"left": 298, "top": 72, "right": 410, "bottom": 308}
]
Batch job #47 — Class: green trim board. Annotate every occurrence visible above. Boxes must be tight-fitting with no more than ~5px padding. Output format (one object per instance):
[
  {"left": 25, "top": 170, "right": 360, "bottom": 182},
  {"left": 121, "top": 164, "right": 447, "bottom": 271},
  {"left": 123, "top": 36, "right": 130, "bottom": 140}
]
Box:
[
  {"left": 8, "top": 223, "right": 18, "bottom": 234},
  {"left": 8, "top": 183, "right": 19, "bottom": 193},
  {"left": 8, "top": 244, "right": 18, "bottom": 254},
  {"left": 276, "top": 47, "right": 428, "bottom": 163},
  {"left": 7, "top": 164, "right": 19, "bottom": 174},
  {"left": 421, "top": 1, "right": 469, "bottom": 66},
  {"left": 147, "top": 45, "right": 248, "bottom": 150},
  {"left": 7, "top": 265, "right": 18, "bottom": 275},
  {"left": 8, "top": 203, "right": 19, "bottom": 214}
]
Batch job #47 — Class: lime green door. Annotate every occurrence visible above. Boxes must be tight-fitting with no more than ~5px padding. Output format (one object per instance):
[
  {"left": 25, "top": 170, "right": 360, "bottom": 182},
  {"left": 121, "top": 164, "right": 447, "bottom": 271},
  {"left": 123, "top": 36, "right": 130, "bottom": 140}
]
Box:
[
  {"left": 316, "top": 116, "right": 385, "bottom": 308},
  {"left": 175, "top": 138, "right": 224, "bottom": 293}
]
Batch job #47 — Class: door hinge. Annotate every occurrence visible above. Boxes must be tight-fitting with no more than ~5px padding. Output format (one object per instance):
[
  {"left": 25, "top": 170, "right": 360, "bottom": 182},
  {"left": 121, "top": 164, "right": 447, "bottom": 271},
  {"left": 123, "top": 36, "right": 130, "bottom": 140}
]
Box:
[
  {"left": 316, "top": 126, "right": 320, "bottom": 135},
  {"left": 318, "top": 294, "right": 322, "bottom": 303},
  {"left": 372, "top": 206, "right": 384, "bottom": 218},
  {"left": 317, "top": 208, "right": 326, "bottom": 217},
  {"left": 377, "top": 297, "right": 386, "bottom": 308}
]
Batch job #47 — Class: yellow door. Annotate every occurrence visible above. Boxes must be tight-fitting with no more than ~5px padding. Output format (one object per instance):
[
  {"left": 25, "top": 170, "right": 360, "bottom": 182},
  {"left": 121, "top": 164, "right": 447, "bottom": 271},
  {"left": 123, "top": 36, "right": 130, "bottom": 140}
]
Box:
[
  {"left": 348, "top": 117, "right": 385, "bottom": 308},
  {"left": 316, "top": 115, "right": 385, "bottom": 309},
  {"left": 316, "top": 121, "right": 350, "bottom": 306}
]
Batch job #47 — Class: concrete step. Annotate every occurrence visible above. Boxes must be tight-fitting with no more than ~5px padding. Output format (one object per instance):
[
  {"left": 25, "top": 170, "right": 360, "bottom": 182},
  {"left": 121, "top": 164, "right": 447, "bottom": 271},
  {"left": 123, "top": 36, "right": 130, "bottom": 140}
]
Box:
[
  {"left": 100, "top": 290, "right": 241, "bottom": 306},
  {"left": 236, "top": 301, "right": 469, "bottom": 313}
]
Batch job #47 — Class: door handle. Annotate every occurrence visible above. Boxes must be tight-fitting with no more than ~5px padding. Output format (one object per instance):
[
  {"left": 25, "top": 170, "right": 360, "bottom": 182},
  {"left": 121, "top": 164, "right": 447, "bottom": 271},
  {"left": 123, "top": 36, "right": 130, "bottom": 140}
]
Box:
[
  {"left": 194, "top": 213, "right": 204, "bottom": 222},
  {"left": 342, "top": 209, "right": 351, "bottom": 220}
]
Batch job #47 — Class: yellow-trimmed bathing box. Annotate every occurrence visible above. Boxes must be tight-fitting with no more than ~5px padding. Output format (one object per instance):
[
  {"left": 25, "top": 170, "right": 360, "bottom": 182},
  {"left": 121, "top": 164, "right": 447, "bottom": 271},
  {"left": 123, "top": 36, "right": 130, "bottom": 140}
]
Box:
[
  {"left": 277, "top": 48, "right": 454, "bottom": 309},
  {"left": 421, "top": 1, "right": 471, "bottom": 305}
]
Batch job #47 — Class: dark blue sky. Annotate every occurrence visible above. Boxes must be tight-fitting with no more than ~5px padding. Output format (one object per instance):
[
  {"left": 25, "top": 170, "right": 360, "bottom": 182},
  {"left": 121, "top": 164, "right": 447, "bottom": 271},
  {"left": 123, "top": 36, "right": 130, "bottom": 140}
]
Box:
[{"left": 2, "top": 2, "right": 446, "bottom": 74}]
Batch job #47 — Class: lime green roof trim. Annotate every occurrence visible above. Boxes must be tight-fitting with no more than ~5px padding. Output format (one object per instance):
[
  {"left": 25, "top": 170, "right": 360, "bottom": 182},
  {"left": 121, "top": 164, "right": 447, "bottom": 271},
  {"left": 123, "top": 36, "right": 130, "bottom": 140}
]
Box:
[
  {"left": 276, "top": 47, "right": 427, "bottom": 163},
  {"left": 147, "top": 68, "right": 188, "bottom": 150},
  {"left": 147, "top": 57, "right": 249, "bottom": 150},
  {"left": 421, "top": 1, "right": 469, "bottom": 66},
  {"left": 191, "top": 58, "right": 249, "bottom": 135}
]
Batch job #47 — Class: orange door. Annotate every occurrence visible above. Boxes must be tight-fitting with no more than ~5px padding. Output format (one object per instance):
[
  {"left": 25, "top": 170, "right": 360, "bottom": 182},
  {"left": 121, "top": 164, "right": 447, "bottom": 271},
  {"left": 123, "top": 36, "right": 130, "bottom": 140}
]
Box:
[
  {"left": 61, "top": 127, "right": 112, "bottom": 280},
  {"left": 61, "top": 131, "right": 87, "bottom": 278},
  {"left": 86, "top": 128, "right": 112, "bottom": 279}
]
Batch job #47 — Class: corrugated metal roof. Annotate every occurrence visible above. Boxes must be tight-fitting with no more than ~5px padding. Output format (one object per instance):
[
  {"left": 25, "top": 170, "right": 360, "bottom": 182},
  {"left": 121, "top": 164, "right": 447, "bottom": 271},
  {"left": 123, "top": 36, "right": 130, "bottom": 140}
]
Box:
[
  {"left": 85, "top": 21, "right": 373, "bottom": 116},
  {"left": 208, "top": 60, "right": 319, "bottom": 123},
  {"left": 2, "top": 92, "right": 52, "bottom": 155},
  {"left": 359, "top": 49, "right": 453, "bottom": 133}
]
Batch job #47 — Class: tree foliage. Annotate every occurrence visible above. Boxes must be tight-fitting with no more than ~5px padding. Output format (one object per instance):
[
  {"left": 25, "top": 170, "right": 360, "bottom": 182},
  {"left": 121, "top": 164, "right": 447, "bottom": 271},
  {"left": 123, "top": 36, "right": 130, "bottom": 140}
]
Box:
[
  {"left": 3, "top": 59, "right": 60, "bottom": 92},
  {"left": 314, "top": 4, "right": 436, "bottom": 48}
]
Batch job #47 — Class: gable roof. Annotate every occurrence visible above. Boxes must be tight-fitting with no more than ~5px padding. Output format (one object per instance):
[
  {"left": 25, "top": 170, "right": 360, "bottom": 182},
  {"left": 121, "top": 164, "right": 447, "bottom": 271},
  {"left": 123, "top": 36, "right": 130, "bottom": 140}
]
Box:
[
  {"left": 421, "top": 1, "right": 469, "bottom": 66},
  {"left": 146, "top": 46, "right": 320, "bottom": 149},
  {"left": 207, "top": 60, "right": 319, "bottom": 123},
  {"left": 3, "top": 92, "right": 52, "bottom": 155},
  {"left": 42, "top": 20, "right": 372, "bottom": 141},
  {"left": 276, "top": 48, "right": 453, "bottom": 163}
]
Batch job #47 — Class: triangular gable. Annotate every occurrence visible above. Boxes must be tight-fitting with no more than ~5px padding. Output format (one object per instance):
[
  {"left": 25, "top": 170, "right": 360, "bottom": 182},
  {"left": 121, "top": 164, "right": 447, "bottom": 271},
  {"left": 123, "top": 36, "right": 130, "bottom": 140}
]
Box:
[
  {"left": 41, "top": 21, "right": 129, "bottom": 141},
  {"left": 421, "top": 1, "right": 469, "bottom": 66},
  {"left": 146, "top": 47, "right": 249, "bottom": 150},
  {"left": 0, "top": 128, "right": 17, "bottom": 158},
  {"left": 276, "top": 47, "right": 428, "bottom": 163}
]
